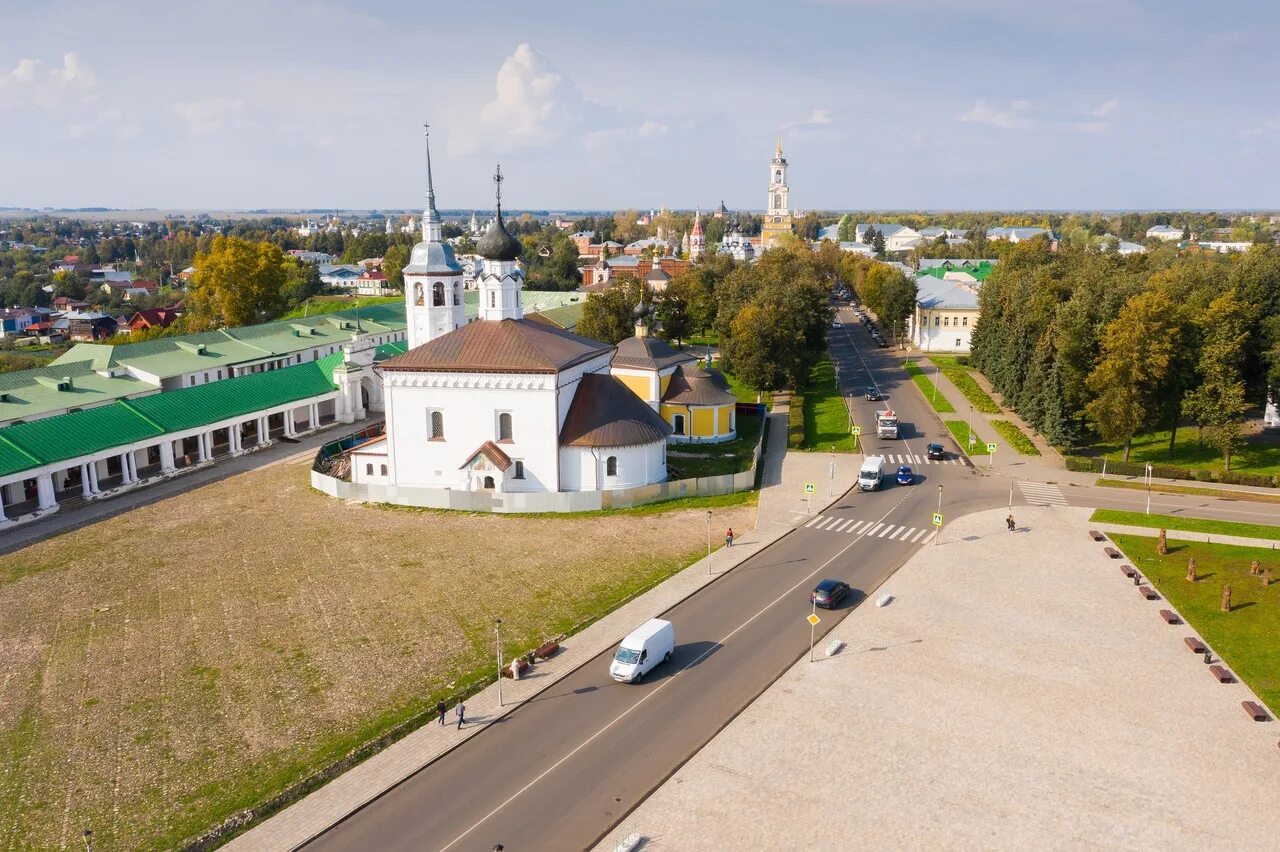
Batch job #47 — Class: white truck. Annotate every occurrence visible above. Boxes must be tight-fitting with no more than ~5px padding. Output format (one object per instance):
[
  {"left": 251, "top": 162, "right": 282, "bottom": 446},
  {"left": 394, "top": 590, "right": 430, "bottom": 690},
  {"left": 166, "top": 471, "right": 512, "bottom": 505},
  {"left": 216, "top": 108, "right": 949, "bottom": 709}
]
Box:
[
  {"left": 609, "top": 618, "right": 676, "bottom": 684},
  {"left": 875, "top": 409, "right": 899, "bottom": 439},
  {"left": 857, "top": 456, "right": 885, "bottom": 492}
]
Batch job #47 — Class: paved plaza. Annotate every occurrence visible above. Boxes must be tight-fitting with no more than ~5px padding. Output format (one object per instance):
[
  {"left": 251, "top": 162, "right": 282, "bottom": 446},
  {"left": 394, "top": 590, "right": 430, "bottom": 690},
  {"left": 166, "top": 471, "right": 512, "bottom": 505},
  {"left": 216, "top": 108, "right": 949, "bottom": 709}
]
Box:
[{"left": 598, "top": 506, "right": 1280, "bottom": 851}]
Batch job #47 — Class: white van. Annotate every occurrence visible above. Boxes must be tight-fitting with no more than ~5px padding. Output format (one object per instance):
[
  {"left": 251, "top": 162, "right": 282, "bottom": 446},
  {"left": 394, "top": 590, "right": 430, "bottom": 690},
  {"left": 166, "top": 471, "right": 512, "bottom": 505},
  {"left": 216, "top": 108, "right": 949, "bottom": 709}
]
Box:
[
  {"left": 857, "top": 456, "right": 885, "bottom": 492},
  {"left": 609, "top": 618, "right": 676, "bottom": 683}
]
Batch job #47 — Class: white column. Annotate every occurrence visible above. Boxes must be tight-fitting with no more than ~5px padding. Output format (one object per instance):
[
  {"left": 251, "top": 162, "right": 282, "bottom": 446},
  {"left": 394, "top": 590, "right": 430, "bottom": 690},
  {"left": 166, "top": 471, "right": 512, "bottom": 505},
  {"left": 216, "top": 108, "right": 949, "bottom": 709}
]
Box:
[
  {"left": 284, "top": 410, "right": 296, "bottom": 437},
  {"left": 160, "top": 441, "right": 175, "bottom": 473},
  {"left": 231, "top": 425, "right": 242, "bottom": 453},
  {"left": 0, "top": 490, "right": 6, "bottom": 521},
  {"left": 88, "top": 461, "right": 100, "bottom": 493},
  {"left": 80, "top": 463, "right": 92, "bottom": 498},
  {"left": 197, "top": 433, "right": 209, "bottom": 463},
  {"left": 259, "top": 416, "right": 269, "bottom": 444},
  {"left": 36, "top": 473, "right": 56, "bottom": 510},
  {"left": 309, "top": 403, "right": 319, "bottom": 429}
]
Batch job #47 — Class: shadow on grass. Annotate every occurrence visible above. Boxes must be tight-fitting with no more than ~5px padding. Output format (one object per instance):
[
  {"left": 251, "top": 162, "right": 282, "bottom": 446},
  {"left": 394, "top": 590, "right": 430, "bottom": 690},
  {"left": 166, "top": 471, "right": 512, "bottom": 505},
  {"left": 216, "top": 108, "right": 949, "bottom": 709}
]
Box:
[{"left": 1231, "top": 601, "right": 1257, "bottom": 612}]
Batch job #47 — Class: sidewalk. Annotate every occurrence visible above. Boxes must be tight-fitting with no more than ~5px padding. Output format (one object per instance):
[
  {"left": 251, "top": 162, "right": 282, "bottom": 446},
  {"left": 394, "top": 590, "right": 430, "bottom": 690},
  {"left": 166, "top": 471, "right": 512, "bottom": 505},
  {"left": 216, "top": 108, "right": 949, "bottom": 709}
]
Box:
[{"left": 225, "top": 410, "right": 861, "bottom": 851}]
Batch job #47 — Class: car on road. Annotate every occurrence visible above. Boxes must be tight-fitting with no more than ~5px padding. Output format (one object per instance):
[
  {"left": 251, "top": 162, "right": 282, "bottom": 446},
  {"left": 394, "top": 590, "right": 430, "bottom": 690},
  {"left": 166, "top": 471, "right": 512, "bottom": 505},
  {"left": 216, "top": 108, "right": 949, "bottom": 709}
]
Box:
[
  {"left": 610, "top": 618, "right": 676, "bottom": 683},
  {"left": 926, "top": 442, "right": 946, "bottom": 460},
  {"left": 895, "top": 465, "right": 915, "bottom": 485},
  {"left": 810, "top": 579, "right": 851, "bottom": 609},
  {"left": 833, "top": 320, "right": 842, "bottom": 328},
  {"left": 864, "top": 387, "right": 883, "bottom": 401},
  {"left": 875, "top": 337, "right": 888, "bottom": 348}
]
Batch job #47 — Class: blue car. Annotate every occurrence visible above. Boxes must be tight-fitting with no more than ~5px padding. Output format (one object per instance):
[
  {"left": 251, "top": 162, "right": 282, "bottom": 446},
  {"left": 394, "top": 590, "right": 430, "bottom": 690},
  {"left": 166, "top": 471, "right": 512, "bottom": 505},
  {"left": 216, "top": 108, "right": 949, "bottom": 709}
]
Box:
[{"left": 895, "top": 465, "right": 914, "bottom": 485}]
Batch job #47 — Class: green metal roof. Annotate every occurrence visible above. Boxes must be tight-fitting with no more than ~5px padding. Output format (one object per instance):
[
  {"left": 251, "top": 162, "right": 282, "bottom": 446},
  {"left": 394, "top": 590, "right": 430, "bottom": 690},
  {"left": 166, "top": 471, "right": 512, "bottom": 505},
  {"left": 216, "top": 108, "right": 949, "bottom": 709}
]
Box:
[
  {"left": 0, "top": 357, "right": 339, "bottom": 478},
  {"left": 917, "top": 261, "right": 996, "bottom": 283},
  {"left": 0, "top": 361, "right": 160, "bottom": 425},
  {"left": 527, "top": 302, "right": 586, "bottom": 331}
]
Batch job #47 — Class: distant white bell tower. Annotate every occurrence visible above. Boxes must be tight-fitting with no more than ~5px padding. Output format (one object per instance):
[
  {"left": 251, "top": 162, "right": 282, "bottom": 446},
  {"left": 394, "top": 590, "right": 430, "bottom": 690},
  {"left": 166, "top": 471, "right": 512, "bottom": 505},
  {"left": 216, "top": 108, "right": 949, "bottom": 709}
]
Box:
[
  {"left": 768, "top": 135, "right": 789, "bottom": 216},
  {"left": 402, "top": 121, "right": 465, "bottom": 349}
]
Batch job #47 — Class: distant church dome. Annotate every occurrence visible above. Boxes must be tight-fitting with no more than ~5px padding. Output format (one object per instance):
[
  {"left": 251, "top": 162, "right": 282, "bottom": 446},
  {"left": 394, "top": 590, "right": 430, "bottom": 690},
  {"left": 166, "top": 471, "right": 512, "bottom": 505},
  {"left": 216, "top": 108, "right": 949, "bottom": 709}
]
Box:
[{"left": 477, "top": 212, "right": 523, "bottom": 261}]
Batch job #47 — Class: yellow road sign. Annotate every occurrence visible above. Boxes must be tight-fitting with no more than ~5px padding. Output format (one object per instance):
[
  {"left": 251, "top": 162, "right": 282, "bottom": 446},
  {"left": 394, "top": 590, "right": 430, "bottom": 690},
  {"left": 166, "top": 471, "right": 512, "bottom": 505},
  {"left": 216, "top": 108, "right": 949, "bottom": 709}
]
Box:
[
  {"left": 851, "top": 425, "right": 862, "bottom": 436},
  {"left": 807, "top": 613, "right": 821, "bottom": 626},
  {"left": 932, "top": 513, "right": 944, "bottom": 527},
  {"left": 986, "top": 442, "right": 998, "bottom": 453},
  {"left": 804, "top": 482, "right": 815, "bottom": 493}
]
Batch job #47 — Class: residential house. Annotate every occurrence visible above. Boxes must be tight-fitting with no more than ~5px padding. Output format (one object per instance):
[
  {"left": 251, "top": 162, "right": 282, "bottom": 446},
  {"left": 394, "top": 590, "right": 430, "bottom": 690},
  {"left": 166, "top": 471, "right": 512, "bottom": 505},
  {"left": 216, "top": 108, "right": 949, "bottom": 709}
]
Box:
[
  {"left": 0, "top": 309, "right": 49, "bottom": 338},
  {"left": 907, "top": 260, "right": 996, "bottom": 353},
  {"left": 854, "top": 223, "right": 924, "bottom": 253},
  {"left": 1146, "top": 224, "right": 1184, "bottom": 242},
  {"left": 127, "top": 308, "right": 181, "bottom": 333},
  {"left": 986, "top": 226, "right": 1053, "bottom": 243},
  {"left": 318, "top": 264, "right": 364, "bottom": 290},
  {"left": 66, "top": 312, "right": 119, "bottom": 341},
  {"left": 53, "top": 296, "right": 89, "bottom": 312}
]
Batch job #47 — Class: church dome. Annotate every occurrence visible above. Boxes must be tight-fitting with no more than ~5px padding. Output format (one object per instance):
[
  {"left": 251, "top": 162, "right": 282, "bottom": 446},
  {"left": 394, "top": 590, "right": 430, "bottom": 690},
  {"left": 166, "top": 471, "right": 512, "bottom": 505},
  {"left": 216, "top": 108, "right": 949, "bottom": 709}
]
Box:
[
  {"left": 405, "top": 240, "right": 463, "bottom": 274},
  {"left": 477, "top": 212, "right": 523, "bottom": 262}
]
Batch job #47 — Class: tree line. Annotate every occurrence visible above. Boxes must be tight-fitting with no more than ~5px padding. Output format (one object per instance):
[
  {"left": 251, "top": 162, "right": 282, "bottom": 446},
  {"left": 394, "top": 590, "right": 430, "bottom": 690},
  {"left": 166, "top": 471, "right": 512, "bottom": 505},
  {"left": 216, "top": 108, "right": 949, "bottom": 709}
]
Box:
[{"left": 970, "top": 240, "right": 1280, "bottom": 469}]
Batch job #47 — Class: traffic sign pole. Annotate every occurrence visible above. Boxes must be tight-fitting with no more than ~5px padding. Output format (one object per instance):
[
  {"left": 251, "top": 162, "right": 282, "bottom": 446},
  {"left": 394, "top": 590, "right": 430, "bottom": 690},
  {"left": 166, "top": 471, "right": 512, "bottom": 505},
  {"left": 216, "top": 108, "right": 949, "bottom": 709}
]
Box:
[
  {"left": 808, "top": 602, "right": 819, "bottom": 662},
  {"left": 935, "top": 485, "right": 943, "bottom": 546}
]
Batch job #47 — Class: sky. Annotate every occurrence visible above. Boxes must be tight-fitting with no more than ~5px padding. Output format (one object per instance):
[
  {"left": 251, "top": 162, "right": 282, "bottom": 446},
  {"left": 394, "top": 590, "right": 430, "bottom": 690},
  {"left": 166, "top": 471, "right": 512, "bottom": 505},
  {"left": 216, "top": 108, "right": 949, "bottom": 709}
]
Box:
[{"left": 2, "top": 0, "right": 1278, "bottom": 212}]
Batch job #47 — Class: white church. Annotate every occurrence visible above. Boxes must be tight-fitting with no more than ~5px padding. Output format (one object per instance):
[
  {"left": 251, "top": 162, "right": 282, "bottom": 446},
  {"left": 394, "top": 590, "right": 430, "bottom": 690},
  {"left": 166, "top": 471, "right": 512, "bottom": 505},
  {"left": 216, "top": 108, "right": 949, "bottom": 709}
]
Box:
[{"left": 346, "top": 137, "right": 672, "bottom": 496}]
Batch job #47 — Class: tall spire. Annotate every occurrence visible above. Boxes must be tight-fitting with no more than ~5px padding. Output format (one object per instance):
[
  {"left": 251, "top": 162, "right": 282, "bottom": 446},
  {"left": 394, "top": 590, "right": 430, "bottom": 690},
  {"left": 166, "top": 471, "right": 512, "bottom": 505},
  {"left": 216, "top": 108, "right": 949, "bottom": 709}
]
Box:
[
  {"left": 493, "top": 163, "right": 504, "bottom": 214},
  {"left": 775, "top": 132, "right": 783, "bottom": 159},
  {"left": 422, "top": 121, "right": 441, "bottom": 241}
]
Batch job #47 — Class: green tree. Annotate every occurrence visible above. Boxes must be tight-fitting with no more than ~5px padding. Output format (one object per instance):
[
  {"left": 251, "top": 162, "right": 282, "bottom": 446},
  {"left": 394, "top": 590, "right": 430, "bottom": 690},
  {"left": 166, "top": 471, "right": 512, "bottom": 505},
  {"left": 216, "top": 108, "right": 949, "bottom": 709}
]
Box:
[
  {"left": 871, "top": 229, "right": 886, "bottom": 255},
  {"left": 655, "top": 278, "right": 696, "bottom": 345},
  {"left": 837, "top": 214, "right": 857, "bottom": 242},
  {"left": 189, "top": 235, "right": 288, "bottom": 327},
  {"left": 1182, "top": 290, "right": 1256, "bottom": 470},
  {"left": 577, "top": 277, "right": 644, "bottom": 344},
  {"left": 878, "top": 271, "right": 918, "bottom": 342},
  {"left": 381, "top": 244, "right": 410, "bottom": 292}
]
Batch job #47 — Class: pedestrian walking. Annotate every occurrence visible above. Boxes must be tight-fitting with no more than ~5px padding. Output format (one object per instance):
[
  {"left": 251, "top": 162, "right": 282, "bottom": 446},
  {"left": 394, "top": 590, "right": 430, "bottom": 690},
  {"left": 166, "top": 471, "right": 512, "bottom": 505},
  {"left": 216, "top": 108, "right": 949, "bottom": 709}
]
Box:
[
  {"left": 436, "top": 700, "right": 447, "bottom": 726},
  {"left": 1006, "top": 514, "right": 1015, "bottom": 532},
  {"left": 455, "top": 702, "right": 466, "bottom": 730},
  {"left": 725, "top": 528, "right": 734, "bottom": 547}
]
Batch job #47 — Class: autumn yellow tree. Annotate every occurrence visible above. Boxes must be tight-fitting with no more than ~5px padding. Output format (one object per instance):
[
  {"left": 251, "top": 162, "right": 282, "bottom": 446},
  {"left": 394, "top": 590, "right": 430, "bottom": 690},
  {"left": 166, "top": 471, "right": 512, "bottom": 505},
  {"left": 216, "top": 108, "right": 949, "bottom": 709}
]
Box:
[{"left": 189, "top": 235, "right": 288, "bottom": 327}]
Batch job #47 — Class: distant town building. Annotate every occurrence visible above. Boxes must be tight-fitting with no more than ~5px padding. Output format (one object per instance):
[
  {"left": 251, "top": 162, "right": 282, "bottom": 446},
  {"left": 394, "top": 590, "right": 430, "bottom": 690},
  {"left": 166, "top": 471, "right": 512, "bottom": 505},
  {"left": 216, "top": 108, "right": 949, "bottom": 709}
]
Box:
[
  {"left": 760, "top": 137, "right": 793, "bottom": 249},
  {"left": 1146, "top": 224, "right": 1184, "bottom": 242}
]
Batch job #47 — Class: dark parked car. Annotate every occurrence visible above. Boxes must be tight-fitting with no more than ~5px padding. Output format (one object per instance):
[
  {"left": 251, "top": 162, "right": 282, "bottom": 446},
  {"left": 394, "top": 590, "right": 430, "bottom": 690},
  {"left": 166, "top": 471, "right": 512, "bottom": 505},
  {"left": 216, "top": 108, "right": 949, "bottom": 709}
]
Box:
[
  {"left": 875, "top": 337, "right": 888, "bottom": 348},
  {"left": 927, "top": 442, "right": 946, "bottom": 460},
  {"left": 865, "top": 387, "right": 883, "bottom": 401},
  {"left": 810, "top": 579, "right": 851, "bottom": 609}
]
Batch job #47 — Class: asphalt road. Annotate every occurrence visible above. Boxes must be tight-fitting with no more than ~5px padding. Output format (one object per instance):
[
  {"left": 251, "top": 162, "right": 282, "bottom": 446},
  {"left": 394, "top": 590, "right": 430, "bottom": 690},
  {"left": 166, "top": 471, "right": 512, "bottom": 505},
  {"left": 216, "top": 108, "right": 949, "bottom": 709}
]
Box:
[{"left": 307, "top": 309, "right": 1005, "bottom": 852}]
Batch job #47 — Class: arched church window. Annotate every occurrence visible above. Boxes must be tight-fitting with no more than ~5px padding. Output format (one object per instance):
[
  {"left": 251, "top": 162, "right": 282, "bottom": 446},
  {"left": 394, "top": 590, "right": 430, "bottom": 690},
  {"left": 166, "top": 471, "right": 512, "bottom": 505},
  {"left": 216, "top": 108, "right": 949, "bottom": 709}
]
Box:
[
  {"left": 365, "top": 463, "right": 373, "bottom": 475},
  {"left": 430, "top": 410, "right": 444, "bottom": 439},
  {"left": 483, "top": 475, "right": 495, "bottom": 489},
  {"left": 432, "top": 282, "right": 445, "bottom": 307},
  {"left": 773, "top": 193, "right": 782, "bottom": 210},
  {"left": 453, "top": 283, "right": 461, "bottom": 306},
  {"left": 774, "top": 170, "right": 781, "bottom": 182},
  {"left": 380, "top": 464, "right": 387, "bottom": 476},
  {"left": 673, "top": 414, "right": 685, "bottom": 435},
  {"left": 414, "top": 283, "right": 424, "bottom": 306},
  {"left": 513, "top": 460, "right": 524, "bottom": 479},
  {"left": 606, "top": 456, "right": 618, "bottom": 476},
  {"left": 498, "top": 412, "right": 513, "bottom": 441},
  {"left": 489, "top": 291, "right": 496, "bottom": 308}
]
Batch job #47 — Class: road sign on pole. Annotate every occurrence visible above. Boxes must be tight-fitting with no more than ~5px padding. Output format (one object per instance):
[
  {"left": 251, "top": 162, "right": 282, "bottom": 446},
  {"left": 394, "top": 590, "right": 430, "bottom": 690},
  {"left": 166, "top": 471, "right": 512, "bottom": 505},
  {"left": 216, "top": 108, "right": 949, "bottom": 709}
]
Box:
[
  {"left": 804, "top": 482, "right": 815, "bottom": 493},
  {"left": 986, "top": 442, "right": 997, "bottom": 453},
  {"left": 808, "top": 605, "right": 820, "bottom": 661},
  {"left": 986, "top": 442, "right": 997, "bottom": 470},
  {"left": 851, "top": 425, "right": 862, "bottom": 435},
  {"left": 932, "top": 513, "right": 943, "bottom": 527},
  {"left": 807, "top": 613, "right": 821, "bottom": 626}
]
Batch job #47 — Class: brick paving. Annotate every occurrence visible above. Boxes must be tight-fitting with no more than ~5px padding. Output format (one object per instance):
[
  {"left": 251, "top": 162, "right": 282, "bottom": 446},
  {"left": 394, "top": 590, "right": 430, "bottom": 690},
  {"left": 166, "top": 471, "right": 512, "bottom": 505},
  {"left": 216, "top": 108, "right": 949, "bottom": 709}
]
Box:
[{"left": 595, "top": 506, "right": 1280, "bottom": 851}]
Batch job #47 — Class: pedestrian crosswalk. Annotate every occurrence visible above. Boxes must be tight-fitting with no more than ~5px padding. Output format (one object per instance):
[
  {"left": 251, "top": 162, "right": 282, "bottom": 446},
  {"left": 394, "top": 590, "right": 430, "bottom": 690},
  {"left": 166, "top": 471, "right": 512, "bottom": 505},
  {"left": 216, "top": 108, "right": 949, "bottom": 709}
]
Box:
[
  {"left": 866, "top": 453, "right": 961, "bottom": 465},
  {"left": 798, "top": 513, "right": 935, "bottom": 544},
  {"left": 1017, "top": 481, "right": 1068, "bottom": 506}
]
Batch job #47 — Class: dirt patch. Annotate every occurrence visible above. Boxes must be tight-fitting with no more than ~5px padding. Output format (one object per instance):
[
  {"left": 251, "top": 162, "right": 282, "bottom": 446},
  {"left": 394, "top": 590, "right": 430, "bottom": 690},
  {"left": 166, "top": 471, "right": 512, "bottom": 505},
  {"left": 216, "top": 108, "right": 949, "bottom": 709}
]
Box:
[{"left": 0, "top": 457, "right": 754, "bottom": 850}]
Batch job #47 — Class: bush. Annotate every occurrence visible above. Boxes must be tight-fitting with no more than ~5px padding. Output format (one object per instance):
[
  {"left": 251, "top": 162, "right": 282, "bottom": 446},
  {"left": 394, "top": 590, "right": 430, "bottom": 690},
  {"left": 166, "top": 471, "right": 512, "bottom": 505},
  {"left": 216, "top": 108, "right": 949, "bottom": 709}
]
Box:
[
  {"left": 1149, "top": 463, "right": 1194, "bottom": 481},
  {"left": 954, "top": 355, "right": 971, "bottom": 366},
  {"left": 1065, "top": 455, "right": 1100, "bottom": 473},
  {"left": 1216, "top": 470, "right": 1277, "bottom": 488},
  {"left": 1193, "top": 469, "right": 1214, "bottom": 482}
]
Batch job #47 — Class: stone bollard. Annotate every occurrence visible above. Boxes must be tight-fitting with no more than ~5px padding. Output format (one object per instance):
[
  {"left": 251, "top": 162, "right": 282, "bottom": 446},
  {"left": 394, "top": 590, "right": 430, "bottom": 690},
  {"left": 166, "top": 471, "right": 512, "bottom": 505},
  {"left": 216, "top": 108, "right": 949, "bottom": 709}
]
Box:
[
  {"left": 1250, "top": 559, "right": 1262, "bottom": 576},
  {"left": 1221, "top": 584, "right": 1232, "bottom": 613},
  {"left": 1156, "top": 529, "right": 1168, "bottom": 555},
  {"left": 1186, "top": 557, "right": 1197, "bottom": 582},
  {"left": 1264, "top": 568, "right": 1273, "bottom": 588}
]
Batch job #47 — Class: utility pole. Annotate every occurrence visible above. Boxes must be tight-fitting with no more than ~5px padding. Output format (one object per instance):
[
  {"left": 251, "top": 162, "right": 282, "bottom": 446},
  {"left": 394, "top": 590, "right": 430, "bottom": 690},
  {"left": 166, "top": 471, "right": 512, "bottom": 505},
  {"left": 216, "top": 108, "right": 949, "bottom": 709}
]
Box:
[
  {"left": 706, "top": 510, "right": 712, "bottom": 574},
  {"left": 935, "top": 485, "right": 943, "bottom": 546},
  {"left": 1145, "top": 463, "right": 1153, "bottom": 515},
  {"left": 495, "top": 618, "right": 503, "bottom": 706}
]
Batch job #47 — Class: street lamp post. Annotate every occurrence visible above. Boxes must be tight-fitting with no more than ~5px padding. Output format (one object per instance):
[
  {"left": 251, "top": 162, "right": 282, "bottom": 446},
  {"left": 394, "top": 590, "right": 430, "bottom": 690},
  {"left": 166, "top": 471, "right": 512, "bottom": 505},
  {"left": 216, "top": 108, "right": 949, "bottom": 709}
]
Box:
[
  {"left": 935, "top": 484, "right": 943, "bottom": 547},
  {"left": 82, "top": 829, "right": 92, "bottom": 852},
  {"left": 932, "top": 364, "right": 940, "bottom": 404},
  {"left": 705, "top": 510, "right": 712, "bottom": 574},
  {"left": 1145, "top": 464, "right": 1153, "bottom": 515},
  {"left": 494, "top": 618, "right": 503, "bottom": 706},
  {"left": 967, "top": 404, "right": 973, "bottom": 448}
]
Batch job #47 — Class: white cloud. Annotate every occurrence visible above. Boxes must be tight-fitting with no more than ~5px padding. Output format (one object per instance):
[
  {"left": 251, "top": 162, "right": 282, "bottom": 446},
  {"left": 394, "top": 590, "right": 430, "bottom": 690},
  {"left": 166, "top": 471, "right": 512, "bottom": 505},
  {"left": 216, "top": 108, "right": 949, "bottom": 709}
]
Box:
[
  {"left": 0, "top": 53, "right": 96, "bottom": 109},
  {"left": 172, "top": 97, "right": 251, "bottom": 136},
  {"left": 51, "top": 53, "right": 95, "bottom": 88},
  {"left": 638, "top": 120, "right": 668, "bottom": 137},
  {"left": 1073, "top": 98, "right": 1118, "bottom": 133},
  {"left": 478, "top": 44, "right": 591, "bottom": 150},
  {"left": 10, "top": 59, "right": 37, "bottom": 84},
  {"left": 958, "top": 99, "right": 1030, "bottom": 129}
]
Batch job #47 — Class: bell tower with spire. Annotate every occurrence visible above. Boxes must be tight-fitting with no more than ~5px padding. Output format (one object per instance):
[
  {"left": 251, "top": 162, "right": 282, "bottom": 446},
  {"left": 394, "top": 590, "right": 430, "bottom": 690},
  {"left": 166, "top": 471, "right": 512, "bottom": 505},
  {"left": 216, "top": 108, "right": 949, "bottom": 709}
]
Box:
[
  {"left": 761, "top": 134, "right": 794, "bottom": 249},
  {"left": 476, "top": 164, "right": 525, "bottom": 322},
  {"left": 402, "top": 121, "right": 465, "bottom": 349}
]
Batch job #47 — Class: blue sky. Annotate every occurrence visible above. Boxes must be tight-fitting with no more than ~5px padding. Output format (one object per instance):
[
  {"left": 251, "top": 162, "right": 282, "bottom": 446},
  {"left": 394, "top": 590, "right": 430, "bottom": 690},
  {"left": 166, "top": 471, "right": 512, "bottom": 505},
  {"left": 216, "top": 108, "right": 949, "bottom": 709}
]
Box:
[{"left": 1, "top": 0, "right": 1277, "bottom": 211}]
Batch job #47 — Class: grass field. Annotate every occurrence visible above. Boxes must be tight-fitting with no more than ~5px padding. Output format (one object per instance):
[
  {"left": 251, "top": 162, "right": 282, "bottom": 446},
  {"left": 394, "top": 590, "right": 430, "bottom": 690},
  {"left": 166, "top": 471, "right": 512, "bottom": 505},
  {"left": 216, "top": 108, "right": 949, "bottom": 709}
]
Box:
[
  {"left": 903, "top": 360, "right": 956, "bottom": 414},
  {"left": 942, "top": 420, "right": 975, "bottom": 452},
  {"left": 666, "top": 413, "right": 764, "bottom": 478},
  {"left": 722, "top": 368, "right": 772, "bottom": 407},
  {"left": 1095, "top": 478, "right": 1280, "bottom": 504},
  {"left": 927, "top": 356, "right": 1000, "bottom": 413},
  {"left": 1110, "top": 534, "right": 1280, "bottom": 714},
  {"left": 800, "top": 357, "right": 855, "bottom": 452},
  {"left": 990, "top": 419, "right": 1040, "bottom": 456},
  {"left": 1093, "top": 428, "right": 1280, "bottom": 477},
  {"left": 282, "top": 295, "right": 400, "bottom": 319},
  {"left": 0, "top": 457, "right": 756, "bottom": 850},
  {"left": 1089, "top": 508, "right": 1280, "bottom": 541}
]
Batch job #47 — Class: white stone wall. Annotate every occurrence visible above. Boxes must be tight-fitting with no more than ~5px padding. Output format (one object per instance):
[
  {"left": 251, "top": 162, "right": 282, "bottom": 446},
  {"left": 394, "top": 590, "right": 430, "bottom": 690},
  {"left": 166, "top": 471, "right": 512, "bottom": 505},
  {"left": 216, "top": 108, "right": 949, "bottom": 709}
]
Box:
[{"left": 558, "top": 441, "right": 666, "bottom": 491}]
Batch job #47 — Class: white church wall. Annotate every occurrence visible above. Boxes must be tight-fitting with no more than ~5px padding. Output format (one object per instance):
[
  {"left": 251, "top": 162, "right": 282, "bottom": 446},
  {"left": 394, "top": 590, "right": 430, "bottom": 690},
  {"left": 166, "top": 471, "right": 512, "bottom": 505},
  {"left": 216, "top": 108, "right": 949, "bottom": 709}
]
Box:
[
  {"left": 558, "top": 442, "right": 666, "bottom": 491},
  {"left": 383, "top": 371, "right": 561, "bottom": 491}
]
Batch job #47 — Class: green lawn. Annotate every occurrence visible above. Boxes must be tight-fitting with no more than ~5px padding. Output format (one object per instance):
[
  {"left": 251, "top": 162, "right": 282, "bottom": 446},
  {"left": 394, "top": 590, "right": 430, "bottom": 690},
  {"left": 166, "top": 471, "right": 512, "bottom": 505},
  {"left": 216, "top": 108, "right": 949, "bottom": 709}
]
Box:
[
  {"left": 722, "top": 368, "right": 772, "bottom": 407},
  {"left": 1110, "top": 534, "right": 1280, "bottom": 714},
  {"left": 1090, "top": 508, "right": 1280, "bottom": 541},
  {"left": 800, "top": 357, "right": 856, "bottom": 452},
  {"left": 943, "top": 419, "right": 976, "bottom": 452},
  {"left": 990, "top": 419, "right": 1040, "bottom": 456},
  {"left": 1092, "top": 428, "right": 1280, "bottom": 477},
  {"left": 928, "top": 356, "right": 1001, "bottom": 414},
  {"left": 903, "top": 360, "right": 956, "bottom": 413},
  {"left": 282, "top": 295, "right": 400, "bottom": 319},
  {"left": 685, "top": 333, "right": 720, "bottom": 348},
  {"left": 666, "top": 414, "right": 764, "bottom": 478}
]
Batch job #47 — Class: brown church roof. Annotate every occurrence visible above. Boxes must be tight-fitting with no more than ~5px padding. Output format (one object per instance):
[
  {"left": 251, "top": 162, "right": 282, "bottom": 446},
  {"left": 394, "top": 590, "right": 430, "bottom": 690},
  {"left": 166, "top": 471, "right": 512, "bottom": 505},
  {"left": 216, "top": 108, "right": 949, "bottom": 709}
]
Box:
[
  {"left": 559, "top": 373, "right": 673, "bottom": 447},
  {"left": 611, "top": 335, "right": 697, "bottom": 371},
  {"left": 661, "top": 363, "right": 737, "bottom": 406},
  {"left": 460, "top": 440, "right": 513, "bottom": 471},
  {"left": 379, "top": 318, "right": 611, "bottom": 374}
]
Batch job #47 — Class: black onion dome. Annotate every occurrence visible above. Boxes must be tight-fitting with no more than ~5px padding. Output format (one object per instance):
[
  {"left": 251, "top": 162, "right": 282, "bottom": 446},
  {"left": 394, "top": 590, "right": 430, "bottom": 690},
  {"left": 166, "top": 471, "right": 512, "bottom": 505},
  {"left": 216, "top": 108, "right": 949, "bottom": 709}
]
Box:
[
  {"left": 632, "top": 300, "right": 650, "bottom": 319},
  {"left": 477, "top": 210, "right": 523, "bottom": 261}
]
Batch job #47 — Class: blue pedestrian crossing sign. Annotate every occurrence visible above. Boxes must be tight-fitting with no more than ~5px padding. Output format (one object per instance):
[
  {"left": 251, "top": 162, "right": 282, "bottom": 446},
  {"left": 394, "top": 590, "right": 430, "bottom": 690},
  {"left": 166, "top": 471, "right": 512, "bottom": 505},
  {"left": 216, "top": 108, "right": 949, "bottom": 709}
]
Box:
[{"left": 932, "top": 513, "right": 944, "bottom": 527}]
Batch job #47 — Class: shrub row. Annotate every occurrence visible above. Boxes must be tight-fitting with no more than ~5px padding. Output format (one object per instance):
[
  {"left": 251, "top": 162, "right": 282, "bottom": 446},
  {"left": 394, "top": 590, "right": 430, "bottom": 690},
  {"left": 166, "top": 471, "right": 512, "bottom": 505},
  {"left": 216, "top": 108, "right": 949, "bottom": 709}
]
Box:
[
  {"left": 1065, "top": 455, "right": 1279, "bottom": 488},
  {"left": 787, "top": 393, "right": 806, "bottom": 449}
]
